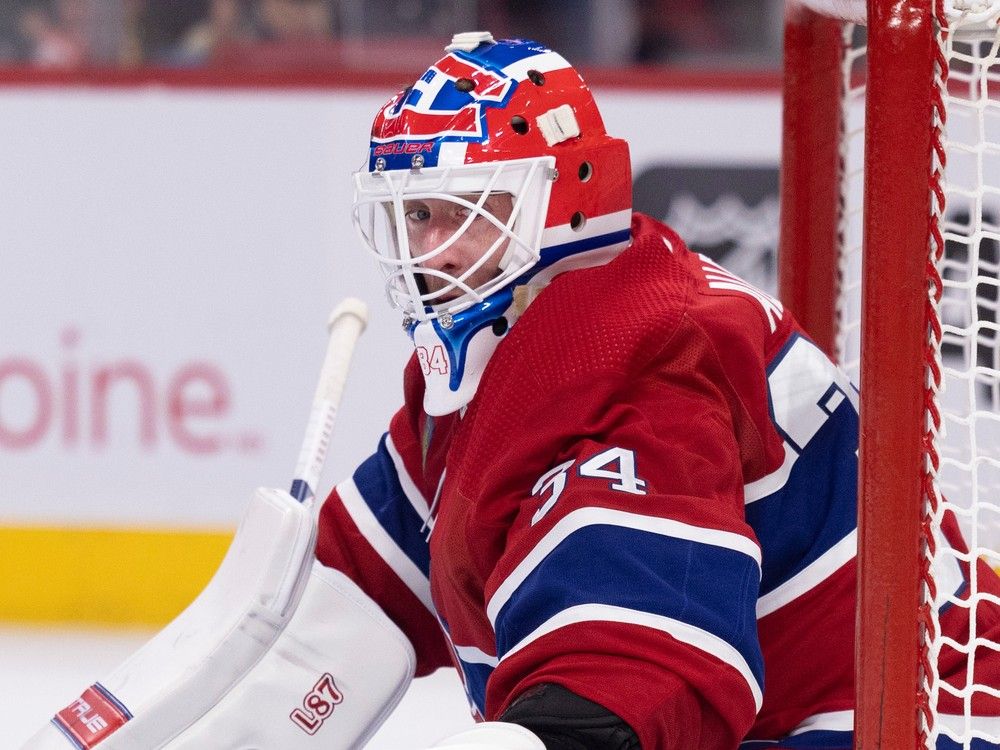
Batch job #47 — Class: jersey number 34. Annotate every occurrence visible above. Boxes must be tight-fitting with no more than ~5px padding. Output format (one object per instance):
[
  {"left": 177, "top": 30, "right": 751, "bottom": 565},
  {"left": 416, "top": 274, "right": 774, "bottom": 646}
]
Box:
[{"left": 531, "top": 447, "right": 647, "bottom": 525}]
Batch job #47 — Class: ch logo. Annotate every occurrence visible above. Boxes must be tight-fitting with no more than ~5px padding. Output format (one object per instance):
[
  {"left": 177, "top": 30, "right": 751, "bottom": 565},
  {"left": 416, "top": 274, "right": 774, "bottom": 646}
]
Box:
[{"left": 376, "top": 52, "right": 517, "bottom": 142}]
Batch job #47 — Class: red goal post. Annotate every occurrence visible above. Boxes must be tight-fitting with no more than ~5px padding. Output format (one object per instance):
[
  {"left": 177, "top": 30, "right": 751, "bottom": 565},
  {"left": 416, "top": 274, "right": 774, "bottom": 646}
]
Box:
[{"left": 779, "top": 1, "right": 1000, "bottom": 748}]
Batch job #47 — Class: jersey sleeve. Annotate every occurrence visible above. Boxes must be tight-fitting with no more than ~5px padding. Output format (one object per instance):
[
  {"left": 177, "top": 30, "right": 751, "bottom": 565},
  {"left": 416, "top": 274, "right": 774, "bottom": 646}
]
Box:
[
  {"left": 315, "top": 360, "right": 452, "bottom": 676},
  {"left": 481, "top": 315, "right": 768, "bottom": 749}
]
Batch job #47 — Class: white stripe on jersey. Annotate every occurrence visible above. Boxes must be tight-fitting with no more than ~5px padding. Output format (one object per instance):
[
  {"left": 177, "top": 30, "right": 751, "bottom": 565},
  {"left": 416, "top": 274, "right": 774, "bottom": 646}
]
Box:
[
  {"left": 336, "top": 477, "right": 436, "bottom": 615},
  {"left": 499, "top": 602, "right": 764, "bottom": 712},
  {"left": 756, "top": 529, "right": 857, "bottom": 618},
  {"left": 486, "top": 506, "right": 762, "bottom": 627},
  {"left": 788, "top": 710, "right": 854, "bottom": 735},
  {"left": 744, "top": 442, "right": 797, "bottom": 504},
  {"left": 384, "top": 433, "right": 432, "bottom": 522},
  {"left": 452, "top": 643, "right": 499, "bottom": 667},
  {"left": 433, "top": 612, "right": 484, "bottom": 715},
  {"left": 767, "top": 335, "right": 859, "bottom": 453}
]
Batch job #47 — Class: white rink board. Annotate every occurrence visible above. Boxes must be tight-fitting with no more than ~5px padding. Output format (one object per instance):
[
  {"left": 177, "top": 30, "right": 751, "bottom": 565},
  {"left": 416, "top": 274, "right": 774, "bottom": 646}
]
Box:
[{"left": 0, "top": 84, "right": 781, "bottom": 527}]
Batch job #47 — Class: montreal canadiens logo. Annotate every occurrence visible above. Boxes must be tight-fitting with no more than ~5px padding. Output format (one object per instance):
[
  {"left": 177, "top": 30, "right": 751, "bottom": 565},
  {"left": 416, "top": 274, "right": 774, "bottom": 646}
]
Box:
[{"left": 374, "top": 53, "right": 518, "bottom": 143}]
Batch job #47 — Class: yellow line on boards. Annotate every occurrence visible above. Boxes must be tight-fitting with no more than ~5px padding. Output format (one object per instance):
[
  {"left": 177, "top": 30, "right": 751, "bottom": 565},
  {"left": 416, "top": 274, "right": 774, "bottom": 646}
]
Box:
[
  {"left": 2, "top": 527, "right": 997, "bottom": 625},
  {"left": 0, "top": 526, "right": 233, "bottom": 626}
]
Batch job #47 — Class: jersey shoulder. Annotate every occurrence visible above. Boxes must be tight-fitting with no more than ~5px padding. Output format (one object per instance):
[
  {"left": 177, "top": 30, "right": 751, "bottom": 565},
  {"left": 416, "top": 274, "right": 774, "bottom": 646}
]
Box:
[
  {"left": 488, "top": 213, "right": 693, "bottom": 388},
  {"left": 671, "top": 235, "right": 796, "bottom": 364},
  {"left": 491, "top": 212, "right": 794, "bottom": 391}
]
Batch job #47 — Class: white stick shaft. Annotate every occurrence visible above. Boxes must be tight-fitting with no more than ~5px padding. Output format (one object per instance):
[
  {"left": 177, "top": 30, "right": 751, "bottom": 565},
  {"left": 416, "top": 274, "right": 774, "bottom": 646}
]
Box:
[{"left": 291, "top": 298, "right": 369, "bottom": 502}]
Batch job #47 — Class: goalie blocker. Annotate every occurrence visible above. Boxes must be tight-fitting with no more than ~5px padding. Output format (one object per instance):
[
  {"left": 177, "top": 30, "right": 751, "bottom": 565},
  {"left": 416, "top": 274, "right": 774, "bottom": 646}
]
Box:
[{"left": 22, "top": 486, "right": 416, "bottom": 749}]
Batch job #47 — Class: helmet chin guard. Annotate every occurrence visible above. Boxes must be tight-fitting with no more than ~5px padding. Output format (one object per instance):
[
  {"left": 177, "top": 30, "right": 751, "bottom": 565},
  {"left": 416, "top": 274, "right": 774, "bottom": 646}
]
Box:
[
  {"left": 352, "top": 33, "right": 633, "bottom": 414},
  {"left": 408, "top": 288, "right": 516, "bottom": 416}
]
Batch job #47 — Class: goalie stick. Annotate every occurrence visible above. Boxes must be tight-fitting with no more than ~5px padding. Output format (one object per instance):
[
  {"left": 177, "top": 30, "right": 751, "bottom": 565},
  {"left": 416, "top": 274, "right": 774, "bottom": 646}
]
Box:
[{"left": 290, "top": 298, "right": 369, "bottom": 503}]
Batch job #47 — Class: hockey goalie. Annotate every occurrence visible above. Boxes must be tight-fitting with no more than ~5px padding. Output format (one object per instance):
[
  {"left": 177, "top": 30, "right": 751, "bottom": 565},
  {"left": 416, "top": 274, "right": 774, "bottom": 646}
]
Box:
[{"left": 25, "top": 31, "right": 1000, "bottom": 750}]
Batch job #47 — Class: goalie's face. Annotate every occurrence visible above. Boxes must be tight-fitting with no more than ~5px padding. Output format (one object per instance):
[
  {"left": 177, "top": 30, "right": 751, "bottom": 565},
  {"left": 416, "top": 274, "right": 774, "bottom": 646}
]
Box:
[
  {"left": 352, "top": 157, "right": 554, "bottom": 321},
  {"left": 403, "top": 193, "right": 514, "bottom": 302}
]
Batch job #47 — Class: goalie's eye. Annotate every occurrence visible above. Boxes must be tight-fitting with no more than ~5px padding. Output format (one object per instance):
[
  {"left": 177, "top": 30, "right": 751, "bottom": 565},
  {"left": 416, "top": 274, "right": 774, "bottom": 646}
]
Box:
[
  {"left": 404, "top": 205, "right": 432, "bottom": 223},
  {"left": 404, "top": 202, "right": 477, "bottom": 225}
]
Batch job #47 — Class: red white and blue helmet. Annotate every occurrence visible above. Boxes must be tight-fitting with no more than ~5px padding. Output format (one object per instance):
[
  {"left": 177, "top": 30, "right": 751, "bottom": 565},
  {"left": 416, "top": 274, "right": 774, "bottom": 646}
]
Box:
[{"left": 352, "top": 32, "right": 632, "bottom": 414}]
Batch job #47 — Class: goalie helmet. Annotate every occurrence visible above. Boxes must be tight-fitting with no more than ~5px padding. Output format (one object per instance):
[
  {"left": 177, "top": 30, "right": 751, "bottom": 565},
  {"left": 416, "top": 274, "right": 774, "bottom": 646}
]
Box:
[{"left": 352, "top": 32, "right": 632, "bottom": 415}]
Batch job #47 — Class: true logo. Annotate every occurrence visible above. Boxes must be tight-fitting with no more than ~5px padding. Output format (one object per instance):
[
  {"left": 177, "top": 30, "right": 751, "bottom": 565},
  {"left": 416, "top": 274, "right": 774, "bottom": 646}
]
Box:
[{"left": 52, "top": 684, "right": 131, "bottom": 749}]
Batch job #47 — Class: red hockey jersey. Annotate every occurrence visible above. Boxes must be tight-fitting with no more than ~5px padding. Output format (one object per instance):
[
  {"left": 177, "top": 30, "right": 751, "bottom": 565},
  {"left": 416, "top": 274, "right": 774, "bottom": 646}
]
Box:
[{"left": 316, "top": 213, "right": 998, "bottom": 749}]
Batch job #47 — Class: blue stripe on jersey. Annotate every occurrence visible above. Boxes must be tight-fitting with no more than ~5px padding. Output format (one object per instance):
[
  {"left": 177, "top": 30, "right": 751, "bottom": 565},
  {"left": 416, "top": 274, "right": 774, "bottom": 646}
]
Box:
[
  {"left": 746, "top": 404, "right": 858, "bottom": 597},
  {"left": 493, "top": 524, "right": 763, "bottom": 687},
  {"left": 457, "top": 660, "right": 491, "bottom": 715},
  {"left": 351, "top": 433, "right": 431, "bottom": 578},
  {"left": 938, "top": 736, "right": 1000, "bottom": 750},
  {"left": 437, "top": 615, "right": 493, "bottom": 715},
  {"left": 750, "top": 335, "right": 859, "bottom": 598},
  {"left": 740, "top": 730, "right": 852, "bottom": 749}
]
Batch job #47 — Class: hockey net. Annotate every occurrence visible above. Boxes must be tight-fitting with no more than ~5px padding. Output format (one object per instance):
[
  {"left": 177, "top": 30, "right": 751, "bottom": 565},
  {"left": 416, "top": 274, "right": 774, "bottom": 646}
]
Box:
[{"left": 780, "top": 1, "right": 1000, "bottom": 747}]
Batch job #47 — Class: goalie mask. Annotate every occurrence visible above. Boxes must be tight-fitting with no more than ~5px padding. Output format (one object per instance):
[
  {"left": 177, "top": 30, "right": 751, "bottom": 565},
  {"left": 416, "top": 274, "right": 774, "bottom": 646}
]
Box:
[{"left": 353, "top": 32, "right": 632, "bottom": 415}]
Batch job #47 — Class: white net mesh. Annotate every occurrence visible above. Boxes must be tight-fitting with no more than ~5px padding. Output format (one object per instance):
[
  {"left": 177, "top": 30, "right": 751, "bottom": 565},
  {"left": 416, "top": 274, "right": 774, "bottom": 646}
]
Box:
[
  {"left": 835, "top": 9, "right": 1000, "bottom": 748},
  {"left": 797, "top": 0, "right": 1000, "bottom": 25},
  {"left": 936, "top": 24, "right": 1000, "bottom": 570},
  {"left": 933, "top": 20, "right": 1000, "bottom": 749},
  {"left": 835, "top": 23, "right": 867, "bottom": 378}
]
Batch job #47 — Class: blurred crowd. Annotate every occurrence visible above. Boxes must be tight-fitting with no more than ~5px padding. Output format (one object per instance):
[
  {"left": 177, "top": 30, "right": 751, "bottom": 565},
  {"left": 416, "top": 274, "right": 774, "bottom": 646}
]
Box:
[{"left": 0, "top": 0, "right": 783, "bottom": 71}]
